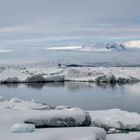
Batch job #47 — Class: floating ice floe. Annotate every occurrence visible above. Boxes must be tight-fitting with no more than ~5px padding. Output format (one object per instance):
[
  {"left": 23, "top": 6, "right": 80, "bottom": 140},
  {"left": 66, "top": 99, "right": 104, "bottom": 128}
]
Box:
[
  {"left": 0, "top": 97, "right": 49, "bottom": 110},
  {"left": 10, "top": 123, "right": 35, "bottom": 133},
  {"left": 89, "top": 109, "right": 140, "bottom": 133}
]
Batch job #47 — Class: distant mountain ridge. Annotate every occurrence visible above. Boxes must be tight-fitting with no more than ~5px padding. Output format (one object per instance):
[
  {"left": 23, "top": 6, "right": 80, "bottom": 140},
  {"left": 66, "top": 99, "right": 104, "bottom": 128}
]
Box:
[
  {"left": 46, "top": 40, "right": 140, "bottom": 52},
  {"left": 106, "top": 43, "right": 126, "bottom": 51},
  {"left": 82, "top": 42, "right": 126, "bottom": 52}
]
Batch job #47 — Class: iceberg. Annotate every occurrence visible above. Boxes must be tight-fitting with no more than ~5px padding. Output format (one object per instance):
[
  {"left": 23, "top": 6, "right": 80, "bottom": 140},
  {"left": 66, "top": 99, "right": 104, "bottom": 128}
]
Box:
[{"left": 10, "top": 123, "right": 35, "bottom": 133}]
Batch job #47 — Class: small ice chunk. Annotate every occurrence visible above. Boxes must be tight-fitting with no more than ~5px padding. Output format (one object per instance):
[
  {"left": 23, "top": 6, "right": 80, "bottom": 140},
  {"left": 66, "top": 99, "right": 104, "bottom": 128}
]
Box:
[
  {"left": 108, "top": 128, "right": 117, "bottom": 134},
  {"left": 10, "top": 123, "right": 35, "bottom": 133},
  {"left": 10, "top": 97, "right": 23, "bottom": 103}
]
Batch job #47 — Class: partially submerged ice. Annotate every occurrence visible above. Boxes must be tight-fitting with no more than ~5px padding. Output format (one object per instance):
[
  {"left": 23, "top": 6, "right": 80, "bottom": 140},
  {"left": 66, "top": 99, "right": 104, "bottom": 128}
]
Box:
[
  {"left": 25, "top": 108, "right": 91, "bottom": 128},
  {"left": 10, "top": 123, "right": 35, "bottom": 133}
]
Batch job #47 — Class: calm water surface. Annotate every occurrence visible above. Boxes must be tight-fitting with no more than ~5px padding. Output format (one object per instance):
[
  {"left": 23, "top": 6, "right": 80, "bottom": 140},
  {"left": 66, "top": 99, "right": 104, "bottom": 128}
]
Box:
[{"left": 0, "top": 82, "right": 140, "bottom": 113}]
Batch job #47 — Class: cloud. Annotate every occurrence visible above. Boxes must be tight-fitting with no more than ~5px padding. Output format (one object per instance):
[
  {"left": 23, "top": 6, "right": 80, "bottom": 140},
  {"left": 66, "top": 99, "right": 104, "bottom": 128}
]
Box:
[
  {"left": 0, "top": 26, "right": 27, "bottom": 33},
  {"left": 0, "top": 0, "right": 140, "bottom": 44}
]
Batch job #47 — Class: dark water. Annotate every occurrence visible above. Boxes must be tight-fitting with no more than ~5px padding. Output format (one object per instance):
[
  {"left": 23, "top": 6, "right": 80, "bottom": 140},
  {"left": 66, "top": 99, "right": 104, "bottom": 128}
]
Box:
[{"left": 0, "top": 82, "right": 140, "bottom": 113}]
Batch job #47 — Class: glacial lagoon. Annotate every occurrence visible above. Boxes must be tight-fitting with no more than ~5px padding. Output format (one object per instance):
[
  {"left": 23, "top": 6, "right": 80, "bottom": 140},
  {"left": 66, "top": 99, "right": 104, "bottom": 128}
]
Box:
[{"left": 0, "top": 82, "right": 140, "bottom": 113}]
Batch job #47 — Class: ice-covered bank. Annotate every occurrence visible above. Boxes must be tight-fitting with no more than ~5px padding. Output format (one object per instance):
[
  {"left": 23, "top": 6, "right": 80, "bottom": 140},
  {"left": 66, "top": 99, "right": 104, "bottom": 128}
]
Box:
[
  {"left": 0, "top": 66, "right": 140, "bottom": 84},
  {"left": 0, "top": 97, "right": 105, "bottom": 140},
  {"left": 1, "top": 97, "right": 140, "bottom": 139}
]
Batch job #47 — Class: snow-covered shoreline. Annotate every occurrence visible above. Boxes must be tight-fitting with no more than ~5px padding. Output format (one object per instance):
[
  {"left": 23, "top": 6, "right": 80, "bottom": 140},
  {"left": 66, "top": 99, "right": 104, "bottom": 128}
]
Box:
[{"left": 0, "top": 66, "right": 140, "bottom": 84}]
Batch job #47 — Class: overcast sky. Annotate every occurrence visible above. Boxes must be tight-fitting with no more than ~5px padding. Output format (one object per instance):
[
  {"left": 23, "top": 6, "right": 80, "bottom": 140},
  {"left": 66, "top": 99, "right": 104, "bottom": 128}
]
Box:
[{"left": 0, "top": 0, "right": 140, "bottom": 46}]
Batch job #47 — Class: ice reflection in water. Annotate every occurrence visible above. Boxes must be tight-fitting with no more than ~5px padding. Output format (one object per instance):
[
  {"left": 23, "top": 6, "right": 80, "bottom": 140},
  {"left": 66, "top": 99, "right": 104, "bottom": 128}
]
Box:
[{"left": 0, "top": 82, "right": 140, "bottom": 113}]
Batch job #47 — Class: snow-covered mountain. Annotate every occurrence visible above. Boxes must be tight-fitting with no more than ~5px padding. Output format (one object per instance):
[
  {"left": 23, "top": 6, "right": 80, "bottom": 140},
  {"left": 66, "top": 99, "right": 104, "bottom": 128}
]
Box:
[
  {"left": 82, "top": 42, "right": 126, "bottom": 52},
  {"left": 106, "top": 43, "right": 126, "bottom": 51},
  {"left": 46, "top": 41, "right": 140, "bottom": 52}
]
